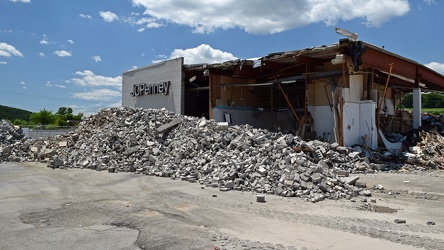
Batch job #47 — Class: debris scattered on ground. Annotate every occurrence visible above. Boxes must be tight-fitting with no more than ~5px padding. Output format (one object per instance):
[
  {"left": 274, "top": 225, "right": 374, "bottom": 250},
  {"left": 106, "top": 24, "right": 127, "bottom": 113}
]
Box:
[
  {"left": 256, "top": 194, "right": 266, "bottom": 203},
  {"left": 394, "top": 219, "right": 406, "bottom": 224},
  {"left": 1, "top": 107, "right": 443, "bottom": 202},
  {"left": 0, "top": 119, "right": 24, "bottom": 162},
  {"left": 357, "top": 204, "right": 398, "bottom": 213}
]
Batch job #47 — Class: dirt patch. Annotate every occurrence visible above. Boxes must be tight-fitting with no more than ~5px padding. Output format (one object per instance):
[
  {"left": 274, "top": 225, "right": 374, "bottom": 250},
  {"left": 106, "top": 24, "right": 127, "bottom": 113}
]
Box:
[{"left": 357, "top": 203, "right": 398, "bottom": 213}]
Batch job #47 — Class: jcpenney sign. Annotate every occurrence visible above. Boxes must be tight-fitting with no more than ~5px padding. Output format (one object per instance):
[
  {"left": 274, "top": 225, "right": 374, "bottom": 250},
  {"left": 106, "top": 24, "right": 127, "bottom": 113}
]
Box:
[{"left": 130, "top": 81, "right": 170, "bottom": 97}]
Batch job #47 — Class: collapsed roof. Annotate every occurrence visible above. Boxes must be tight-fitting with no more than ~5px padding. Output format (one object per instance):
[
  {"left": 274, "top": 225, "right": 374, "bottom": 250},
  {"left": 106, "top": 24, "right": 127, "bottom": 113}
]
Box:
[{"left": 184, "top": 39, "right": 444, "bottom": 92}]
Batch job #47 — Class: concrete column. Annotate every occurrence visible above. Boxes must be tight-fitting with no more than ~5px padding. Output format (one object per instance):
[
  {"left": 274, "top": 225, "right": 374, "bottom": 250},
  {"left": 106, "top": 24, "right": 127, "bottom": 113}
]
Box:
[{"left": 412, "top": 88, "right": 422, "bottom": 129}]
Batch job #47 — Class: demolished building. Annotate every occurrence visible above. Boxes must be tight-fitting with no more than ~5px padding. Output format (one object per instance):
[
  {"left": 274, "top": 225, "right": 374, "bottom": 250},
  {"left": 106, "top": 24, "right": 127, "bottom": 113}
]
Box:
[{"left": 122, "top": 38, "right": 444, "bottom": 150}]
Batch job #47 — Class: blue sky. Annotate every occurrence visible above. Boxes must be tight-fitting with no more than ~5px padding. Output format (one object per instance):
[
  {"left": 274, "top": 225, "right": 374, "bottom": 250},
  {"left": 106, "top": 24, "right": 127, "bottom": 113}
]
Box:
[{"left": 1, "top": 0, "right": 443, "bottom": 115}]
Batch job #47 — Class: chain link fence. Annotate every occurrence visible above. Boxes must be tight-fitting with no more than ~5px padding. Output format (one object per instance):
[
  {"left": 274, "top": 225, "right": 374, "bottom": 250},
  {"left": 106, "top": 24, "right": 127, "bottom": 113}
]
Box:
[{"left": 20, "top": 125, "right": 77, "bottom": 139}]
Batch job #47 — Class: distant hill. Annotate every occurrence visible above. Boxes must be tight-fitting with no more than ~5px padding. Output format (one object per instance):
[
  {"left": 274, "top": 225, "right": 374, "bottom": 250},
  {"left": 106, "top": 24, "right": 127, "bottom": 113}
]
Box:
[{"left": 0, "top": 105, "right": 32, "bottom": 121}]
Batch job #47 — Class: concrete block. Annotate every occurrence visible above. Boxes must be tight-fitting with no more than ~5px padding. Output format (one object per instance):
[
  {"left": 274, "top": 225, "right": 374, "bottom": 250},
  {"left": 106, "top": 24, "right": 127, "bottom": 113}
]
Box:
[
  {"left": 274, "top": 186, "right": 284, "bottom": 195},
  {"left": 363, "top": 190, "right": 372, "bottom": 196},
  {"left": 215, "top": 122, "right": 229, "bottom": 130},
  {"left": 225, "top": 180, "right": 234, "bottom": 189},
  {"left": 257, "top": 167, "right": 267, "bottom": 175},
  {"left": 318, "top": 160, "right": 330, "bottom": 172},
  {"left": 256, "top": 194, "right": 266, "bottom": 203},
  {"left": 156, "top": 118, "right": 182, "bottom": 133},
  {"left": 340, "top": 176, "right": 359, "bottom": 185},
  {"left": 311, "top": 173, "right": 322, "bottom": 184},
  {"left": 336, "top": 169, "right": 350, "bottom": 177}
]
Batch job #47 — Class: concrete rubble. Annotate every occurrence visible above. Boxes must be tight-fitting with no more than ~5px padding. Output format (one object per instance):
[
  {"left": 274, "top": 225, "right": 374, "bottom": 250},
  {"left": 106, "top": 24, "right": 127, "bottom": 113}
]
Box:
[
  {"left": 1, "top": 107, "right": 443, "bottom": 202},
  {"left": 0, "top": 119, "right": 24, "bottom": 162}
]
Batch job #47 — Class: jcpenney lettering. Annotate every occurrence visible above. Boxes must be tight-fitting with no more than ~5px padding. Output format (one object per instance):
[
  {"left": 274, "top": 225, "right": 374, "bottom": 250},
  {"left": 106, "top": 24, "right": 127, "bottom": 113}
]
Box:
[{"left": 131, "top": 81, "right": 170, "bottom": 97}]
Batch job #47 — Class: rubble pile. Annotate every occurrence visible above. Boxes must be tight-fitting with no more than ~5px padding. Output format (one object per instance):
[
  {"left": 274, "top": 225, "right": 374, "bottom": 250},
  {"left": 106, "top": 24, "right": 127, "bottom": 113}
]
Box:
[
  {"left": 402, "top": 129, "right": 444, "bottom": 170},
  {"left": 2, "top": 107, "right": 443, "bottom": 201},
  {"left": 371, "top": 129, "right": 444, "bottom": 171},
  {"left": 4, "top": 107, "right": 382, "bottom": 202},
  {"left": 0, "top": 119, "right": 24, "bottom": 162}
]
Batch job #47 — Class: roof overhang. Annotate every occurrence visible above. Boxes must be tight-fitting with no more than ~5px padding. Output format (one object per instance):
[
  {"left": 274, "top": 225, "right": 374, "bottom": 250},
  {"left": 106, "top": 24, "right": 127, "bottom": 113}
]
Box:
[
  {"left": 361, "top": 43, "right": 444, "bottom": 91},
  {"left": 181, "top": 40, "right": 444, "bottom": 92}
]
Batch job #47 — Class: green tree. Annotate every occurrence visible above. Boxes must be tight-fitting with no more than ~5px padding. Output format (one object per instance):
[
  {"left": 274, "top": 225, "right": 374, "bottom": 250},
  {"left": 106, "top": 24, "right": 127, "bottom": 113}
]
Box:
[
  {"left": 57, "top": 107, "right": 67, "bottom": 115},
  {"left": 11, "top": 119, "right": 28, "bottom": 126},
  {"left": 54, "top": 106, "right": 83, "bottom": 126},
  {"left": 401, "top": 93, "right": 413, "bottom": 108},
  {"left": 401, "top": 92, "right": 444, "bottom": 109},
  {"left": 29, "top": 109, "right": 55, "bottom": 125},
  {"left": 422, "top": 93, "right": 444, "bottom": 108}
]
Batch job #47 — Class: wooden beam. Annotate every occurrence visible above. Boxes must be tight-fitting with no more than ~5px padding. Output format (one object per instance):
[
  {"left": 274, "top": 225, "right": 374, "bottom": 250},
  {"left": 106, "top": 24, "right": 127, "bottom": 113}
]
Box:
[
  {"left": 362, "top": 47, "right": 444, "bottom": 89},
  {"left": 338, "top": 97, "right": 344, "bottom": 145},
  {"left": 277, "top": 82, "right": 301, "bottom": 128},
  {"left": 301, "top": 63, "right": 309, "bottom": 137},
  {"left": 296, "top": 56, "right": 326, "bottom": 66},
  {"left": 378, "top": 63, "right": 394, "bottom": 109},
  {"left": 209, "top": 74, "right": 213, "bottom": 119},
  {"left": 376, "top": 63, "right": 394, "bottom": 142}
]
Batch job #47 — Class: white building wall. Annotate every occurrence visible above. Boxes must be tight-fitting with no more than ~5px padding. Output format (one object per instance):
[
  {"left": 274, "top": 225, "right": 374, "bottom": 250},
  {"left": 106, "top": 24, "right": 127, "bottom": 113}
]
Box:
[
  {"left": 359, "top": 101, "right": 377, "bottom": 149},
  {"left": 342, "top": 102, "right": 360, "bottom": 146},
  {"left": 307, "top": 106, "right": 334, "bottom": 141},
  {"left": 342, "top": 101, "right": 377, "bottom": 149},
  {"left": 340, "top": 74, "right": 377, "bottom": 149},
  {"left": 122, "top": 57, "right": 184, "bottom": 114}
]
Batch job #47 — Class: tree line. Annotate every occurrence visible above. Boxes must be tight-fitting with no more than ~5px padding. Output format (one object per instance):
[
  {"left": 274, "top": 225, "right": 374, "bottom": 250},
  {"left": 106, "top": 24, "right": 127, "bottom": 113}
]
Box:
[
  {"left": 401, "top": 92, "right": 444, "bottom": 108},
  {"left": 9, "top": 107, "right": 83, "bottom": 127},
  {"left": 0, "top": 105, "right": 32, "bottom": 121}
]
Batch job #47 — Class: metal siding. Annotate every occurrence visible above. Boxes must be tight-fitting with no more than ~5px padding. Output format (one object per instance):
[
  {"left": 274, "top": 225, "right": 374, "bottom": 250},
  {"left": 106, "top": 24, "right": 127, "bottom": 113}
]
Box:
[{"left": 121, "top": 58, "right": 184, "bottom": 114}]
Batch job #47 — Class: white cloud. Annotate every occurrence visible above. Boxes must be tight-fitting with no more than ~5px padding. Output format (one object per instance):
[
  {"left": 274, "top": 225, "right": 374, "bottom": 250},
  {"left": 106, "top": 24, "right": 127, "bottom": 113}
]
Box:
[
  {"left": 79, "top": 14, "right": 92, "bottom": 19},
  {"left": 0, "top": 51, "right": 10, "bottom": 57},
  {"left": 69, "top": 103, "right": 121, "bottom": 116},
  {"left": 69, "top": 70, "right": 122, "bottom": 89},
  {"left": 0, "top": 61, "right": 6, "bottom": 65},
  {"left": 424, "top": 0, "right": 437, "bottom": 6},
  {"left": 100, "top": 11, "right": 119, "bottom": 22},
  {"left": 133, "top": 17, "right": 163, "bottom": 28},
  {"left": 45, "top": 81, "right": 66, "bottom": 88},
  {"left": 40, "top": 39, "right": 49, "bottom": 45},
  {"left": 10, "top": 0, "right": 31, "bottom": 3},
  {"left": 109, "top": 101, "right": 122, "bottom": 107},
  {"left": 39, "top": 52, "right": 45, "bottom": 57},
  {"left": 73, "top": 88, "right": 121, "bottom": 101},
  {"left": 67, "top": 39, "right": 74, "bottom": 44},
  {"left": 131, "top": 0, "right": 410, "bottom": 34},
  {"left": 121, "top": 13, "right": 163, "bottom": 31},
  {"left": 166, "top": 44, "right": 237, "bottom": 64},
  {"left": 0, "top": 42, "right": 24, "bottom": 57},
  {"left": 92, "top": 55, "right": 102, "bottom": 62},
  {"left": 53, "top": 50, "right": 72, "bottom": 57},
  {"left": 425, "top": 62, "right": 444, "bottom": 75}
]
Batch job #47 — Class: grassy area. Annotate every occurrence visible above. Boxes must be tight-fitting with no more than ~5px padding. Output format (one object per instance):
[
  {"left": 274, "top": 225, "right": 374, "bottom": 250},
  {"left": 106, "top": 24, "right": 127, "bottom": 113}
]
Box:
[{"left": 405, "top": 108, "right": 444, "bottom": 116}]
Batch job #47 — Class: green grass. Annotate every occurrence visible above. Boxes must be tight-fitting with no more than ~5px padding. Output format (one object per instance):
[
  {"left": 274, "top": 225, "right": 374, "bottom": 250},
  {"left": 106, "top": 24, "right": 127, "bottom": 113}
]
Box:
[{"left": 405, "top": 108, "right": 444, "bottom": 116}]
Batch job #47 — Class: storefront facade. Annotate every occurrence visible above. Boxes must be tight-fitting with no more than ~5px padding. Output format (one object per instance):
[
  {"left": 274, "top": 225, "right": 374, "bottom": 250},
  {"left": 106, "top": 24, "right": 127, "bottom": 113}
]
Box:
[{"left": 122, "top": 40, "right": 444, "bottom": 150}]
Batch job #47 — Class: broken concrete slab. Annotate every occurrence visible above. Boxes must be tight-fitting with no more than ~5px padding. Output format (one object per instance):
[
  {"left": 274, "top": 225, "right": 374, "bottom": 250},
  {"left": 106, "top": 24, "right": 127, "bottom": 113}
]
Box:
[
  {"left": 155, "top": 118, "right": 182, "bottom": 133},
  {"left": 340, "top": 176, "right": 360, "bottom": 185}
]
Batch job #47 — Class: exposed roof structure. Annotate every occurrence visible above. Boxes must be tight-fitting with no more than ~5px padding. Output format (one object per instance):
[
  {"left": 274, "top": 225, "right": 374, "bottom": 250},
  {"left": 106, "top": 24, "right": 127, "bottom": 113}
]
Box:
[{"left": 184, "top": 39, "right": 444, "bottom": 92}]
